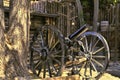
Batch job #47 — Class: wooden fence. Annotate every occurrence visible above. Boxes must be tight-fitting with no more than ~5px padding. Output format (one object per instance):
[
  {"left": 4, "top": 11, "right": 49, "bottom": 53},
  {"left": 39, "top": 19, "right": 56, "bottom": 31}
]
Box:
[{"left": 99, "top": 3, "right": 120, "bottom": 60}]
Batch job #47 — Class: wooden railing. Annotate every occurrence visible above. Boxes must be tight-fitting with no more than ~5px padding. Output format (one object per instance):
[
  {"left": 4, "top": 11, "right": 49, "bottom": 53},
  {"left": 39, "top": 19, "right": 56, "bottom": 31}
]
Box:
[
  {"left": 31, "top": 0, "right": 60, "bottom": 14},
  {"left": 3, "top": 0, "right": 60, "bottom": 14},
  {"left": 31, "top": 1, "right": 47, "bottom": 13}
]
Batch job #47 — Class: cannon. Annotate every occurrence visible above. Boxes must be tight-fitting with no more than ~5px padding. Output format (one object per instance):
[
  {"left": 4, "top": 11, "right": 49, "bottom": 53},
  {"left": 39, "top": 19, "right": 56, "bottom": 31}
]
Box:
[{"left": 29, "top": 0, "right": 110, "bottom": 79}]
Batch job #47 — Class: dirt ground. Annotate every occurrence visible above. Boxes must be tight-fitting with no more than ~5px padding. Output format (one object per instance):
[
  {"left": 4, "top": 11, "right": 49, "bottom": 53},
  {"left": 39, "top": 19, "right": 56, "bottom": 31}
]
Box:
[
  {"left": 32, "top": 70, "right": 120, "bottom": 80},
  {"left": 99, "top": 73, "right": 120, "bottom": 80},
  {"left": 32, "top": 73, "right": 120, "bottom": 80},
  {"left": 101, "top": 61, "right": 120, "bottom": 80},
  {"left": 32, "top": 61, "right": 120, "bottom": 80}
]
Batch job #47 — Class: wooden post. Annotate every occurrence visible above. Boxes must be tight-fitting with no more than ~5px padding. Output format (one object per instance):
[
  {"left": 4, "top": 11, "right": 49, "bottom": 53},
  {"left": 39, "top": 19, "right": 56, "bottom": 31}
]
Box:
[
  {"left": 67, "top": 2, "right": 70, "bottom": 36},
  {"left": 93, "top": 0, "right": 99, "bottom": 31},
  {"left": 114, "top": 3, "right": 120, "bottom": 61}
]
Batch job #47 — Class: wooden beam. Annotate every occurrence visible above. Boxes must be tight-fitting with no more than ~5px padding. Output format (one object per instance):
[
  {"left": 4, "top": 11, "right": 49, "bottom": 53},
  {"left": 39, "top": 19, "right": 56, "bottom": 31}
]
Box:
[
  {"left": 31, "top": 12, "right": 59, "bottom": 18},
  {"left": 33, "top": 75, "right": 81, "bottom": 80}
]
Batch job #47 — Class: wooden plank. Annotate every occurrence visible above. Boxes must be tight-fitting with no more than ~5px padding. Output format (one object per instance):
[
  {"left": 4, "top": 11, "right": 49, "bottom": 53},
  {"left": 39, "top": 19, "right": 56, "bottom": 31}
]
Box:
[
  {"left": 13, "top": 75, "right": 81, "bottom": 80},
  {"left": 31, "top": 12, "right": 59, "bottom": 18},
  {"left": 32, "top": 75, "right": 81, "bottom": 80}
]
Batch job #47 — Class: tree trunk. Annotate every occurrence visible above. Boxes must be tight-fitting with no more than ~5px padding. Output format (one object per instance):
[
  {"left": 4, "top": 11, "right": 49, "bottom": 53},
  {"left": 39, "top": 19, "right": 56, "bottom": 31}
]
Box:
[
  {"left": 0, "top": 0, "right": 6, "bottom": 78},
  {"left": 76, "top": 0, "right": 85, "bottom": 26},
  {"left": 93, "top": 0, "right": 99, "bottom": 31},
  {"left": 3, "top": 0, "right": 30, "bottom": 79}
]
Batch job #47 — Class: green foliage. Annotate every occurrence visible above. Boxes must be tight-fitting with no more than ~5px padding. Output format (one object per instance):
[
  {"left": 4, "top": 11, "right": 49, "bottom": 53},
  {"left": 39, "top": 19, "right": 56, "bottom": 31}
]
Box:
[
  {"left": 81, "top": 0, "right": 93, "bottom": 8},
  {"left": 100, "top": 0, "right": 115, "bottom": 9},
  {"left": 81, "top": 0, "right": 119, "bottom": 9}
]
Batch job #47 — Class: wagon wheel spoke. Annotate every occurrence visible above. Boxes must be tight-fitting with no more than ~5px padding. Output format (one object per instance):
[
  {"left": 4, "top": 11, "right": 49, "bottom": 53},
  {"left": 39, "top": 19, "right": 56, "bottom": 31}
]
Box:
[
  {"left": 90, "top": 63, "right": 92, "bottom": 76},
  {"left": 92, "top": 39, "right": 100, "bottom": 51},
  {"left": 31, "top": 47, "right": 40, "bottom": 53},
  {"left": 52, "top": 55, "right": 63, "bottom": 58},
  {"left": 34, "top": 60, "right": 44, "bottom": 77},
  {"left": 52, "top": 58, "right": 61, "bottom": 66},
  {"left": 92, "top": 55, "right": 106, "bottom": 59},
  {"left": 90, "top": 61, "right": 98, "bottom": 72},
  {"left": 43, "top": 62, "right": 47, "bottom": 78},
  {"left": 50, "top": 40, "right": 59, "bottom": 51},
  {"left": 47, "top": 61, "right": 52, "bottom": 77},
  {"left": 50, "top": 55, "right": 63, "bottom": 64},
  {"left": 49, "top": 31, "right": 55, "bottom": 48},
  {"left": 49, "top": 58, "right": 58, "bottom": 74},
  {"left": 40, "top": 32, "right": 45, "bottom": 47},
  {"left": 84, "top": 61, "right": 88, "bottom": 76},
  {"left": 93, "top": 47, "right": 105, "bottom": 55},
  {"left": 84, "top": 36, "right": 89, "bottom": 51},
  {"left": 67, "top": 32, "right": 110, "bottom": 79},
  {"left": 29, "top": 26, "right": 64, "bottom": 78},
  {"left": 37, "top": 64, "right": 42, "bottom": 76},
  {"left": 79, "top": 61, "right": 86, "bottom": 73},
  {"left": 82, "top": 36, "right": 89, "bottom": 52},
  {"left": 51, "top": 50, "right": 62, "bottom": 56},
  {"left": 87, "top": 62, "right": 93, "bottom": 77},
  {"left": 92, "top": 58, "right": 104, "bottom": 68},
  {"left": 34, "top": 60, "right": 42, "bottom": 69},
  {"left": 89, "top": 37, "right": 93, "bottom": 52}
]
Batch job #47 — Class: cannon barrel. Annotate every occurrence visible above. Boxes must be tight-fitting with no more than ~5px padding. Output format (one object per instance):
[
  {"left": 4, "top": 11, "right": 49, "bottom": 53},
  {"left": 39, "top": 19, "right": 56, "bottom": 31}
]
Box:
[{"left": 68, "top": 24, "right": 88, "bottom": 39}]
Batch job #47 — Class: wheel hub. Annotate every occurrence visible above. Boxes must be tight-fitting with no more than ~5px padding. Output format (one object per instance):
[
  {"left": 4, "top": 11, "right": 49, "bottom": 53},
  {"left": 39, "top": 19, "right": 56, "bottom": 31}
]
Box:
[
  {"left": 85, "top": 51, "right": 92, "bottom": 60},
  {"left": 41, "top": 48, "right": 48, "bottom": 60}
]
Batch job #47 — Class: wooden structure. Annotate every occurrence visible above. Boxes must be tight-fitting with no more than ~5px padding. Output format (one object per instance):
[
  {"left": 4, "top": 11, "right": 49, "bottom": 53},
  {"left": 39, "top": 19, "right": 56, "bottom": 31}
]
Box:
[
  {"left": 99, "top": 3, "right": 120, "bottom": 61},
  {"left": 3, "top": 0, "right": 111, "bottom": 79},
  {"left": 4, "top": 0, "right": 80, "bottom": 36},
  {"left": 3, "top": 0, "right": 120, "bottom": 60},
  {"left": 30, "top": 0, "right": 80, "bottom": 37}
]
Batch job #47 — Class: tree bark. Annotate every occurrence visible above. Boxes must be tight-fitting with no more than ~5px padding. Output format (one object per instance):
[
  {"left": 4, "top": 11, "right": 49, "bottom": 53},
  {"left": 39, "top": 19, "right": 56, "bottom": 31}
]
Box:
[
  {"left": 0, "top": 0, "right": 6, "bottom": 78},
  {"left": 76, "top": 0, "right": 85, "bottom": 26},
  {"left": 93, "top": 0, "right": 99, "bottom": 31},
  {"left": 3, "top": 0, "right": 30, "bottom": 79}
]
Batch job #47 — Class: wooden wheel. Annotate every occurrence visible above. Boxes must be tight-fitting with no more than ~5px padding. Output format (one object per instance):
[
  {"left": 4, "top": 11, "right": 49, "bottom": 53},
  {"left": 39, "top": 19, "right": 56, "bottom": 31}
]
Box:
[
  {"left": 29, "top": 25, "right": 65, "bottom": 79},
  {"left": 67, "top": 32, "right": 110, "bottom": 79}
]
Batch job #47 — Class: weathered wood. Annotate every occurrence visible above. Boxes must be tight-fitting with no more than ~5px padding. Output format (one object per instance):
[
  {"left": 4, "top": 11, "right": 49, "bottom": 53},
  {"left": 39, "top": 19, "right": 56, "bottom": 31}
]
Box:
[
  {"left": 31, "top": 12, "right": 59, "bottom": 18},
  {"left": 93, "top": 0, "right": 99, "bottom": 31},
  {"left": 31, "top": 75, "right": 81, "bottom": 80},
  {"left": 114, "top": 3, "right": 120, "bottom": 61},
  {"left": 0, "top": 0, "right": 6, "bottom": 78}
]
